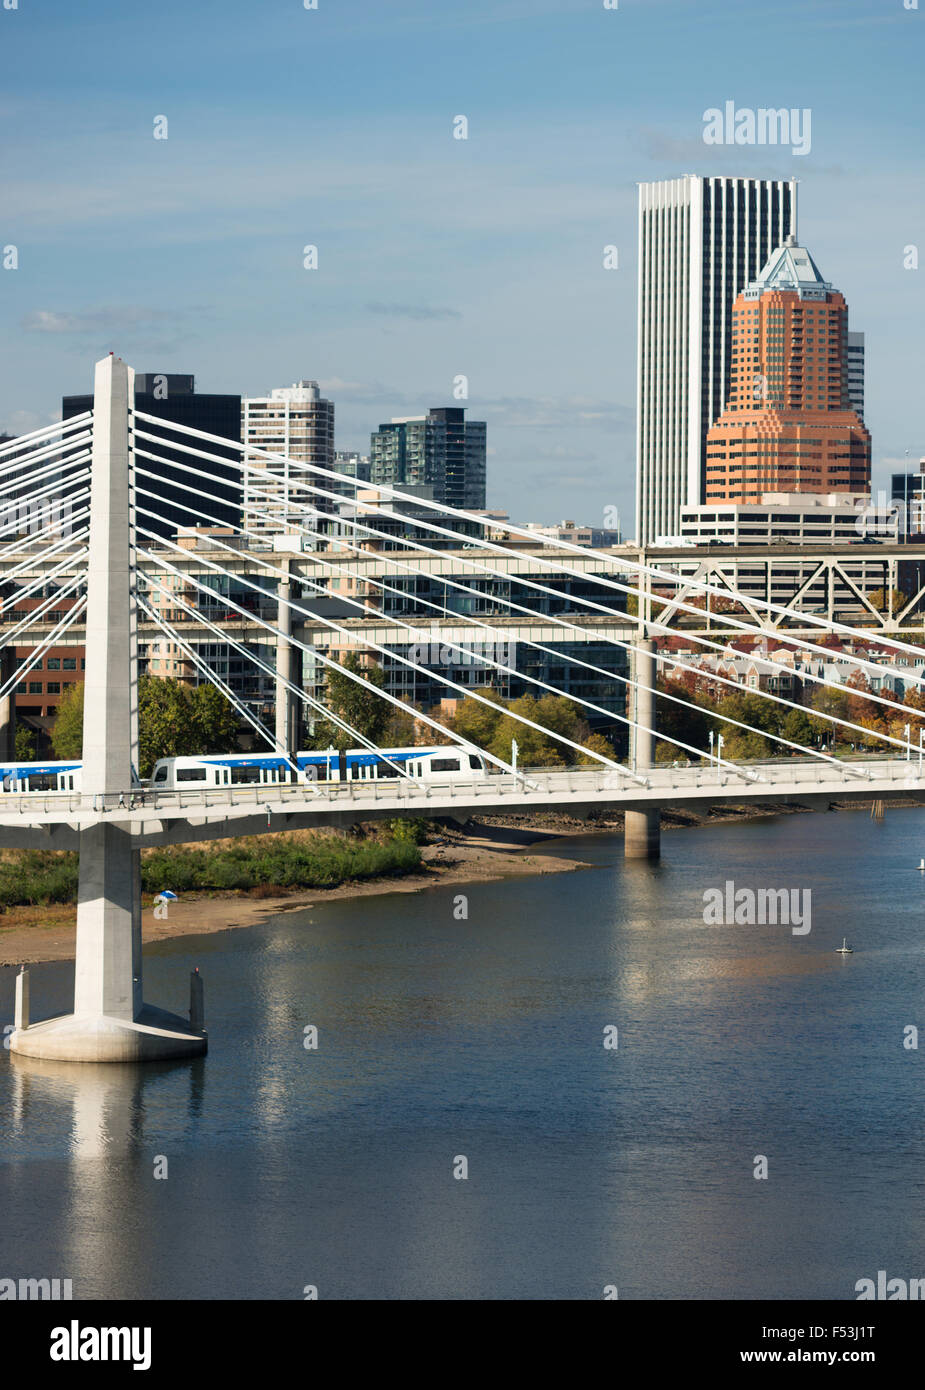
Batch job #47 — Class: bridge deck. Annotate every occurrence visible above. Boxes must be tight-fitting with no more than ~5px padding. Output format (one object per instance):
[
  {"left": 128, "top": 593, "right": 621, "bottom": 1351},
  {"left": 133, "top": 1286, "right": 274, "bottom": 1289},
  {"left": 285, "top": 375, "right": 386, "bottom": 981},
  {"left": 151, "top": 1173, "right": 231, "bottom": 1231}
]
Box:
[{"left": 0, "top": 758, "right": 917, "bottom": 849}]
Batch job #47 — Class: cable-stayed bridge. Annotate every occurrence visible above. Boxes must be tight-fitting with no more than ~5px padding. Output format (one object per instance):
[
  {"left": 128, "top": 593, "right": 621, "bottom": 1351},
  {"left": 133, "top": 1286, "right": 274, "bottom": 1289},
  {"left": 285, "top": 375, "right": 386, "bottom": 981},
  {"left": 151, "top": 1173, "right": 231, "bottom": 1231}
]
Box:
[{"left": 4, "top": 356, "right": 924, "bottom": 1062}]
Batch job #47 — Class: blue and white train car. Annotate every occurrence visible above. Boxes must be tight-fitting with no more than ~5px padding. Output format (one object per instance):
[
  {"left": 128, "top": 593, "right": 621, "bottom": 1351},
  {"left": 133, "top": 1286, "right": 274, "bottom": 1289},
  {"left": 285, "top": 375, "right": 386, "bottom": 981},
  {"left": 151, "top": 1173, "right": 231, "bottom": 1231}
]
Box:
[
  {"left": 0, "top": 760, "right": 82, "bottom": 793},
  {"left": 148, "top": 746, "right": 489, "bottom": 790},
  {"left": 149, "top": 754, "right": 298, "bottom": 789},
  {"left": 296, "top": 746, "right": 489, "bottom": 782}
]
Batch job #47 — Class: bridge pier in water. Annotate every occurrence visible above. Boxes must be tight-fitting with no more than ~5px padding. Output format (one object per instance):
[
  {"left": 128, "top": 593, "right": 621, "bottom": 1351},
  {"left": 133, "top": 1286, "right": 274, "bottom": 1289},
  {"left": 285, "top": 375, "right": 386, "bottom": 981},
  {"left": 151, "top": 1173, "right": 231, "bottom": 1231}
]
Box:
[
  {"left": 625, "top": 635, "right": 661, "bottom": 861},
  {"left": 9, "top": 356, "right": 206, "bottom": 1063}
]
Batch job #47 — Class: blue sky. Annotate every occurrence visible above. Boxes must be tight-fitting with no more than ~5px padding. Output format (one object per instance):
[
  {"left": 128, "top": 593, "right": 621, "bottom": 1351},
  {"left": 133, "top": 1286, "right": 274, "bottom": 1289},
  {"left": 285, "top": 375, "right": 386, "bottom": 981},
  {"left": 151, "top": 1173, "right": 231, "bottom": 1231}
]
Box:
[{"left": 1, "top": 0, "right": 923, "bottom": 534}]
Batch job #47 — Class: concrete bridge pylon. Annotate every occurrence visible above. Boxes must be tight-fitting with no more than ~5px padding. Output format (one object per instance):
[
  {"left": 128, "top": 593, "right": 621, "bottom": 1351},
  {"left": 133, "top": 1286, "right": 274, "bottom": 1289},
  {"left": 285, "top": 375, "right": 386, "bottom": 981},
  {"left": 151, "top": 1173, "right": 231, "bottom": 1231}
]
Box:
[
  {"left": 9, "top": 355, "right": 207, "bottom": 1062},
  {"left": 625, "top": 635, "right": 661, "bottom": 860}
]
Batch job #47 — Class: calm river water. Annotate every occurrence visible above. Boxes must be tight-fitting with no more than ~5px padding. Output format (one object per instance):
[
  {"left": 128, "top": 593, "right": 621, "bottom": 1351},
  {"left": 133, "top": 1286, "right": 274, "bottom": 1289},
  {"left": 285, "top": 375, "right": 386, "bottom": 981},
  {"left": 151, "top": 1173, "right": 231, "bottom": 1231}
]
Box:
[{"left": 2, "top": 808, "right": 925, "bottom": 1300}]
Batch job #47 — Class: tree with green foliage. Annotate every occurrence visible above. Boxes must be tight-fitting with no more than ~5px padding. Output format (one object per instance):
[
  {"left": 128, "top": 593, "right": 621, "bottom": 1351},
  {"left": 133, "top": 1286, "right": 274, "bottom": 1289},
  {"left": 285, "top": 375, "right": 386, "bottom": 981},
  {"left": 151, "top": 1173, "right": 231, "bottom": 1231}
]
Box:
[
  {"left": 780, "top": 707, "right": 815, "bottom": 749},
  {"left": 448, "top": 689, "right": 615, "bottom": 769},
  {"left": 449, "top": 688, "right": 506, "bottom": 747},
  {"left": 577, "top": 731, "right": 616, "bottom": 766},
  {"left": 808, "top": 686, "right": 849, "bottom": 749},
  {"left": 137, "top": 676, "right": 197, "bottom": 777},
  {"left": 310, "top": 652, "right": 390, "bottom": 750},
  {"left": 14, "top": 725, "right": 36, "bottom": 760},
  {"left": 487, "top": 696, "right": 566, "bottom": 768},
  {"left": 655, "top": 678, "right": 711, "bottom": 756},
  {"left": 51, "top": 676, "right": 241, "bottom": 777},
  {"left": 50, "top": 682, "right": 84, "bottom": 759},
  {"left": 189, "top": 682, "right": 241, "bottom": 753},
  {"left": 720, "top": 729, "right": 770, "bottom": 761}
]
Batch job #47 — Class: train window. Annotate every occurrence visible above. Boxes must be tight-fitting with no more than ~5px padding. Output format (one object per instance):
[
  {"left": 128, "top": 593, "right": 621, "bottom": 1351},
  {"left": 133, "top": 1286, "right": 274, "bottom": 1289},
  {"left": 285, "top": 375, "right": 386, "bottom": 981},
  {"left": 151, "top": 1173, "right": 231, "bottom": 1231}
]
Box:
[
  {"left": 153, "top": 766, "right": 169, "bottom": 783},
  {"left": 468, "top": 755, "right": 482, "bottom": 770},
  {"left": 230, "top": 765, "right": 262, "bottom": 784},
  {"left": 177, "top": 768, "right": 207, "bottom": 783},
  {"left": 430, "top": 758, "right": 460, "bottom": 773},
  {"left": 28, "top": 774, "right": 58, "bottom": 791},
  {"left": 375, "top": 760, "right": 401, "bottom": 778}
]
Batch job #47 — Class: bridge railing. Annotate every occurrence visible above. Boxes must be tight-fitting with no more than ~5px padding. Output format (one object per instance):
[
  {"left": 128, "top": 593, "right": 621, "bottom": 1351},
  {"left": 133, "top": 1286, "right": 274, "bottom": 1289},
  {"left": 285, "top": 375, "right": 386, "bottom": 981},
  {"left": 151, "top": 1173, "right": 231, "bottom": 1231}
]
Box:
[{"left": 0, "top": 757, "right": 919, "bottom": 822}]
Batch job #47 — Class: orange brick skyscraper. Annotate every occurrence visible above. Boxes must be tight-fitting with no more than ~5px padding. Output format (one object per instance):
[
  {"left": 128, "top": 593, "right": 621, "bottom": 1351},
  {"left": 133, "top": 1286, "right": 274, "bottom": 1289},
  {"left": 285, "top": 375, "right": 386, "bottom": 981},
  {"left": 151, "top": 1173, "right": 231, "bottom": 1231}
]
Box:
[{"left": 705, "top": 236, "right": 870, "bottom": 502}]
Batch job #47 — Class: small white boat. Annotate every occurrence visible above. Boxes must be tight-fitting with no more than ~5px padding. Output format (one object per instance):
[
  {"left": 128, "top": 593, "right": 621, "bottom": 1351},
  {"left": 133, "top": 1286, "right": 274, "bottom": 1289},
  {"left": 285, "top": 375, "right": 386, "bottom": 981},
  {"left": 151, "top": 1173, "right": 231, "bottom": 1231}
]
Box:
[{"left": 836, "top": 937, "right": 853, "bottom": 954}]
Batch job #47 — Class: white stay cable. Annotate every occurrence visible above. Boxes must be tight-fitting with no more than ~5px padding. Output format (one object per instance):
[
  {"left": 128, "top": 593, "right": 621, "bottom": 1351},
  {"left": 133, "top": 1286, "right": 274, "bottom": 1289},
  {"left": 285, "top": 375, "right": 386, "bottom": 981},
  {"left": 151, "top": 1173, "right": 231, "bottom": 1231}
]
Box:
[
  {"left": 135, "top": 523, "right": 739, "bottom": 779},
  {"left": 0, "top": 571, "right": 88, "bottom": 655},
  {"left": 130, "top": 410, "right": 925, "bottom": 671},
  {"left": 0, "top": 597, "right": 88, "bottom": 704},
  {"left": 140, "top": 576, "right": 421, "bottom": 785},
  {"left": 0, "top": 415, "right": 92, "bottom": 467},
  {"left": 133, "top": 481, "right": 861, "bottom": 770},
  {"left": 135, "top": 535, "right": 526, "bottom": 778},
  {"left": 130, "top": 428, "right": 925, "bottom": 695},
  {"left": 133, "top": 480, "right": 904, "bottom": 765},
  {"left": 136, "top": 596, "right": 318, "bottom": 784},
  {"left": 0, "top": 544, "right": 89, "bottom": 622},
  {"left": 0, "top": 447, "right": 91, "bottom": 502}
]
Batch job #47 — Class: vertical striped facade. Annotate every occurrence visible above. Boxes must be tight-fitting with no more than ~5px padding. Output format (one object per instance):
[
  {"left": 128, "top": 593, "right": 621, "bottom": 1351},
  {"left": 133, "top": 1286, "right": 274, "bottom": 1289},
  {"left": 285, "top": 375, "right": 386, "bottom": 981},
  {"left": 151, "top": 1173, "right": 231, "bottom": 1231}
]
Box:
[{"left": 635, "top": 176, "right": 797, "bottom": 545}]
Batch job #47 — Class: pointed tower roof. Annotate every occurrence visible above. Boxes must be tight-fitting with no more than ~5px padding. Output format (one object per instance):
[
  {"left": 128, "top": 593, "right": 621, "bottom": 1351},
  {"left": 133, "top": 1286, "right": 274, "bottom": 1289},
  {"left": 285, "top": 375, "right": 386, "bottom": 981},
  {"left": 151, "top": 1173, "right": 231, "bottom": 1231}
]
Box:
[{"left": 744, "top": 235, "right": 832, "bottom": 300}]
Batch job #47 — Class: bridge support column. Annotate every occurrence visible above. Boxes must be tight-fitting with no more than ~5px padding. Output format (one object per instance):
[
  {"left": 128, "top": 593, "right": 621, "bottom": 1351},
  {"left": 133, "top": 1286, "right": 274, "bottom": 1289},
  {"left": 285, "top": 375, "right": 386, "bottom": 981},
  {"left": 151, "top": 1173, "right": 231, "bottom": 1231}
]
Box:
[
  {"left": 626, "top": 636, "right": 660, "bottom": 860},
  {"left": 0, "top": 646, "right": 17, "bottom": 761},
  {"left": 10, "top": 355, "right": 206, "bottom": 1063},
  {"left": 624, "top": 808, "right": 661, "bottom": 860},
  {"left": 276, "top": 568, "right": 297, "bottom": 754}
]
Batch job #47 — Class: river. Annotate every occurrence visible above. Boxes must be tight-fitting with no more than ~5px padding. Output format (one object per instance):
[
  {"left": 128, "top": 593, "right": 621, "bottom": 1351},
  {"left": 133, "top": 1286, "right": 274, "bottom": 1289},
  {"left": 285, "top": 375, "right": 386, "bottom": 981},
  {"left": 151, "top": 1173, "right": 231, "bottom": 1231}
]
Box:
[{"left": 2, "top": 807, "right": 924, "bottom": 1300}]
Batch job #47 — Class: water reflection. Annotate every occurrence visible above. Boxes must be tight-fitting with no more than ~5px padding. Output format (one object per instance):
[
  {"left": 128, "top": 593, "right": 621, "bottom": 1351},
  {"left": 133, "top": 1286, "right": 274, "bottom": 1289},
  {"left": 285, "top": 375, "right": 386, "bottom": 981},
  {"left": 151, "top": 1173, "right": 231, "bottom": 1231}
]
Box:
[{"left": 1, "top": 811, "right": 925, "bottom": 1298}]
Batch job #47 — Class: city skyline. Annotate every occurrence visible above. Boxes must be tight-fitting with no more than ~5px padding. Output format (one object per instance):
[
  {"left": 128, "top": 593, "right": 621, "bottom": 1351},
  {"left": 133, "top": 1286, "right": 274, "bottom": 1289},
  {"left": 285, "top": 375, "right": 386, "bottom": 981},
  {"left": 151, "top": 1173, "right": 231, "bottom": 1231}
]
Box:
[{"left": 1, "top": 0, "right": 923, "bottom": 536}]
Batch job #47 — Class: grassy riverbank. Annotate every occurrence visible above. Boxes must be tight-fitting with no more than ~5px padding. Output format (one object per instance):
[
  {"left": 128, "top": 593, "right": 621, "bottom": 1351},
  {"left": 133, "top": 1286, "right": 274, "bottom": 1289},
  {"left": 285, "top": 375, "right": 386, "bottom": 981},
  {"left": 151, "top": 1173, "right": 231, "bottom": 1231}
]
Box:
[
  {"left": 0, "top": 820, "right": 587, "bottom": 965},
  {"left": 0, "top": 828, "right": 424, "bottom": 910}
]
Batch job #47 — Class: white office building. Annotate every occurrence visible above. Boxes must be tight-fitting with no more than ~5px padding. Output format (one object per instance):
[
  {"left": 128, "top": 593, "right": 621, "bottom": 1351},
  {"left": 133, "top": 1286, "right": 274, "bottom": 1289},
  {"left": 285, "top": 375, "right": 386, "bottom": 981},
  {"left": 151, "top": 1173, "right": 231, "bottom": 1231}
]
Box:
[
  {"left": 242, "top": 380, "right": 335, "bottom": 535},
  {"left": 635, "top": 175, "right": 798, "bottom": 546},
  {"left": 679, "top": 492, "right": 893, "bottom": 545}
]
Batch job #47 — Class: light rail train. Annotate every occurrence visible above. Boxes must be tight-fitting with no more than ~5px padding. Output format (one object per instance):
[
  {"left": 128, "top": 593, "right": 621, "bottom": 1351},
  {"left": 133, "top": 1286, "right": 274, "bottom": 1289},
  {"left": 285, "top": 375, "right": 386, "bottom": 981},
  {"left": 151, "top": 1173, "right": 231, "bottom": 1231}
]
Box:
[
  {"left": 149, "top": 747, "right": 489, "bottom": 790},
  {"left": 0, "top": 748, "right": 489, "bottom": 794}
]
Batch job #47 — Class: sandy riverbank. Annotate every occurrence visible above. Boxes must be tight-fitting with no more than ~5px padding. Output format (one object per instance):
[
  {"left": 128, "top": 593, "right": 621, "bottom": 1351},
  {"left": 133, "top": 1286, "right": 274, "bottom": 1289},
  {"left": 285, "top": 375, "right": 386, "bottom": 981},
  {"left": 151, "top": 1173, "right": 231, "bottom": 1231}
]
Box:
[{"left": 0, "top": 822, "right": 591, "bottom": 966}]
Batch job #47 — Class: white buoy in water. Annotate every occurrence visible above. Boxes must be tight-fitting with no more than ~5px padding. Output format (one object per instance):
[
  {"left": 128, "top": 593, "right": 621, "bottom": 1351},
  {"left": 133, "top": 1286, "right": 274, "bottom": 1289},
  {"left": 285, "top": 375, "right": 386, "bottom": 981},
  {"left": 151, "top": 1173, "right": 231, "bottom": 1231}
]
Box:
[{"left": 919, "top": 860, "right": 925, "bottom": 871}]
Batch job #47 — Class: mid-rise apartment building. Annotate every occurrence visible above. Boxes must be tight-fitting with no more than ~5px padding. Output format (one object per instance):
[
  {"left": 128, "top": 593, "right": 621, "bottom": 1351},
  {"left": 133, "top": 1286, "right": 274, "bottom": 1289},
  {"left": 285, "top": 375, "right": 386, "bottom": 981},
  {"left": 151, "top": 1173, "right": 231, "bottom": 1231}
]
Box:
[
  {"left": 370, "top": 407, "right": 486, "bottom": 511},
  {"left": 242, "top": 380, "right": 335, "bottom": 535}
]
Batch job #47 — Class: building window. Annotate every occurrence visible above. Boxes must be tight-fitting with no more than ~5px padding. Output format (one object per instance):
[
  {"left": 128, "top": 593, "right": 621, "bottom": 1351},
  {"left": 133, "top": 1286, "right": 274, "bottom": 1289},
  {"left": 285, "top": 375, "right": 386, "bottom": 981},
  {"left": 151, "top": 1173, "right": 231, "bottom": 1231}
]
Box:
[
  {"left": 28, "top": 682, "right": 42, "bottom": 694},
  {"left": 46, "top": 682, "right": 60, "bottom": 694},
  {"left": 47, "top": 658, "right": 61, "bottom": 670},
  {"left": 63, "top": 658, "right": 77, "bottom": 670}
]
